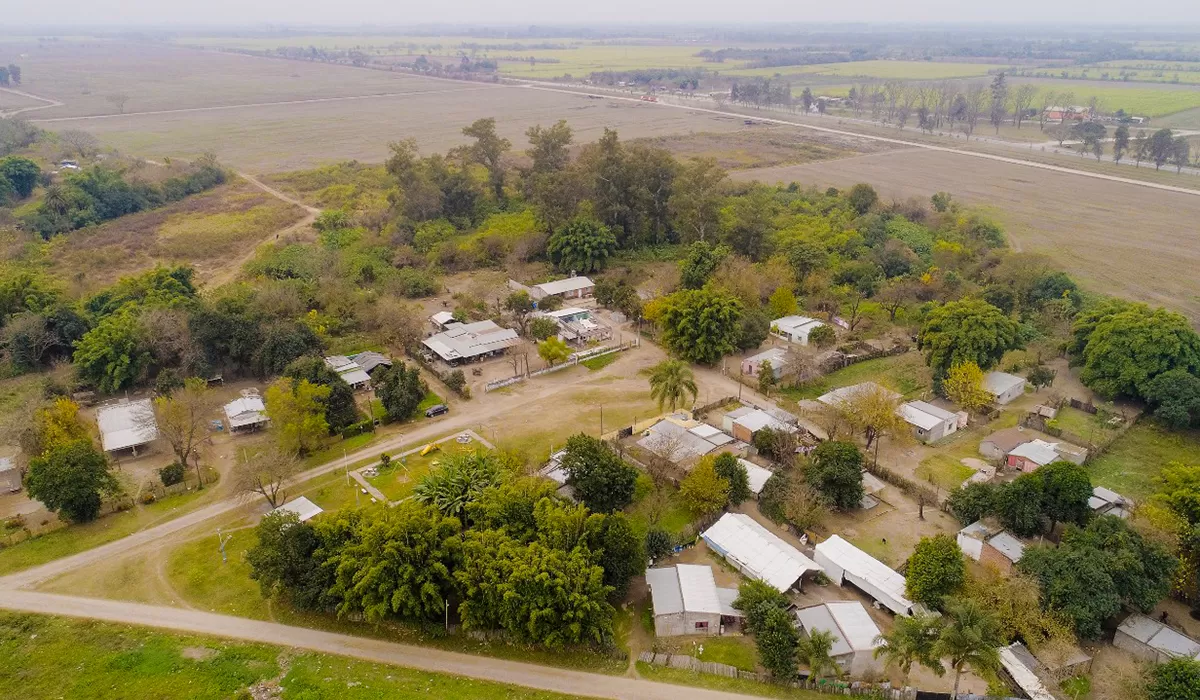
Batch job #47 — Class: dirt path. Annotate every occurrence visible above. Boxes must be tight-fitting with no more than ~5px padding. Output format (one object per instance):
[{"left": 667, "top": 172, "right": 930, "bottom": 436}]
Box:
[
  {"left": 0, "top": 86, "right": 64, "bottom": 117},
  {"left": 0, "top": 590, "right": 761, "bottom": 700}
]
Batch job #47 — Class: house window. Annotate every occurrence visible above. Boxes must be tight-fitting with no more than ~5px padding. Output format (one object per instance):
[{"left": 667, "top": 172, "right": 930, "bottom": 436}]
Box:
[{"left": 695, "top": 621, "right": 709, "bottom": 630}]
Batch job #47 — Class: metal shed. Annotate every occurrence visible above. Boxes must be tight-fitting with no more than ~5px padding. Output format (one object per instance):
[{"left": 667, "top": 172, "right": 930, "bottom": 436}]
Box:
[
  {"left": 813, "top": 535, "right": 914, "bottom": 616},
  {"left": 701, "top": 513, "right": 821, "bottom": 592}
]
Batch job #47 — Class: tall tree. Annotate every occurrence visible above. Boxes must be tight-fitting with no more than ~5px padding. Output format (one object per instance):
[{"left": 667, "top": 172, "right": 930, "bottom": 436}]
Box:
[
  {"left": 1011, "top": 84, "right": 1037, "bottom": 129},
  {"left": 934, "top": 598, "right": 1003, "bottom": 699},
  {"left": 154, "top": 377, "right": 220, "bottom": 487},
  {"left": 546, "top": 217, "right": 618, "bottom": 274},
  {"left": 680, "top": 456, "right": 730, "bottom": 516},
  {"left": 1150, "top": 128, "right": 1176, "bottom": 170},
  {"left": 264, "top": 378, "right": 330, "bottom": 455},
  {"left": 798, "top": 629, "right": 841, "bottom": 680},
  {"left": 1038, "top": 461, "right": 1092, "bottom": 531},
  {"left": 525, "top": 120, "right": 573, "bottom": 174},
  {"left": 906, "top": 535, "right": 967, "bottom": 609},
  {"left": 988, "top": 73, "right": 1009, "bottom": 134},
  {"left": 873, "top": 613, "right": 945, "bottom": 686},
  {"left": 25, "top": 438, "right": 119, "bottom": 523},
  {"left": 374, "top": 362, "right": 427, "bottom": 420},
  {"left": 461, "top": 117, "right": 511, "bottom": 200},
  {"left": 560, "top": 433, "right": 638, "bottom": 514},
  {"left": 284, "top": 356, "right": 360, "bottom": 432},
  {"left": 713, "top": 452, "right": 751, "bottom": 505},
  {"left": 942, "top": 361, "right": 993, "bottom": 413},
  {"left": 647, "top": 359, "right": 698, "bottom": 411},
  {"left": 538, "top": 336, "right": 571, "bottom": 367},
  {"left": 757, "top": 605, "right": 800, "bottom": 680},
  {"left": 648, "top": 288, "right": 743, "bottom": 364},
  {"left": 233, "top": 446, "right": 301, "bottom": 508},
  {"left": 805, "top": 441, "right": 865, "bottom": 510},
  {"left": 1113, "top": 125, "right": 1131, "bottom": 164},
  {"left": 678, "top": 240, "right": 729, "bottom": 289},
  {"left": 918, "top": 298, "right": 1022, "bottom": 380},
  {"left": 669, "top": 158, "right": 726, "bottom": 243},
  {"left": 414, "top": 450, "right": 505, "bottom": 521}
]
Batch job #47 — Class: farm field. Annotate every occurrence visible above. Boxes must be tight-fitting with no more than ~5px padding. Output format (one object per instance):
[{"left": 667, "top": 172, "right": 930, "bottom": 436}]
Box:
[
  {"left": 725, "top": 60, "right": 1012, "bottom": 81},
  {"left": 734, "top": 149, "right": 1200, "bottom": 320},
  {"left": 1007, "top": 78, "right": 1200, "bottom": 118},
  {"left": 627, "top": 126, "right": 902, "bottom": 170}
]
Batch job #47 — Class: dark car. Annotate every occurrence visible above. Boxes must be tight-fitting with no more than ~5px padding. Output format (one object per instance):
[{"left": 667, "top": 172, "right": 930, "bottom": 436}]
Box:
[{"left": 424, "top": 404, "right": 449, "bottom": 418}]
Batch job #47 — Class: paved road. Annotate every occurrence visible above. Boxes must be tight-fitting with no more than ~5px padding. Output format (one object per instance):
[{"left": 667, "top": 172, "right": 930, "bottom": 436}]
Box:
[{"left": 0, "top": 590, "right": 761, "bottom": 700}]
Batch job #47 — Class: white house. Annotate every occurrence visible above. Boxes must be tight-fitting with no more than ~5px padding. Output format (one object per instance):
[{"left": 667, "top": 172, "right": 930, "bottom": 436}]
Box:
[
  {"left": 544, "top": 307, "right": 611, "bottom": 344},
  {"left": 899, "top": 401, "right": 959, "bottom": 443},
  {"left": 741, "top": 347, "right": 789, "bottom": 379},
  {"left": 738, "top": 458, "right": 775, "bottom": 497},
  {"left": 983, "top": 371, "right": 1026, "bottom": 405},
  {"left": 770, "top": 315, "right": 827, "bottom": 345},
  {"left": 224, "top": 395, "right": 268, "bottom": 433},
  {"left": 795, "top": 602, "right": 884, "bottom": 678},
  {"left": 96, "top": 399, "right": 159, "bottom": 454},
  {"left": 530, "top": 276, "right": 595, "bottom": 301},
  {"left": 701, "top": 513, "right": 822, "bottom": 592},
  {"left": 430, "top": 311, "right": 457, "bottom": 330},
  {"left": 813, "top": 535, "right": 915, "bottom": 616},
  {"left": 271, "top": 496, "right": 324, "bottom": 523},
  {"left": 422, "top": 320, "right": 520, "bottom": 365},
  {"left": 645, "top": 564, "right": 742, "bottom": 637}
]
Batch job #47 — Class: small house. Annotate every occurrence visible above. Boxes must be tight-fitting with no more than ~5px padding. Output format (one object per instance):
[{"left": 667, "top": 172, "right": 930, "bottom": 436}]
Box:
[
  {"left": 998, "top": 643, "right": 1058, "bottom": 700},
  {"left": 1114, "top": 614, "right": 1200, "bottom": 663},
  {"left": 983, "top": 371, "right": 1026, "bottom": 405},
  {"left": 636, "top": 418, "right": 737, "bottom": 464},
  {"left": 530, "top": 276, "right": 595, "bottom": 301},
  {"left": 1090, "top": 486, "right": 1134, "bottom": 519},
  {"left": 899, "top": 400, "right": 959, "bottom": 443},
  {"left": 980, "top": 427, "right": 1032, "bottom": 461},
  {"left": 430, "top": 311, "right": 457, "bottom": 330},
  {"left": 325, "top": 355, "right": 372, "bottom": 390},
  {"left": 701, "top": 513, "right": 822, "bottom": 592},
  {"left": 349, "top": 351, "right": 392, "bottom": 376},
  {"left": 422, "top": 320, "right": 520, "bottom": 365},
  {"left": 980, "top": 531, "right": 1025, "bottom": 575},
  {"left": 544, "top": 307, "right": 611, "bottom": 344},
  {"left": 96, "top": 399, "right": 159, "bottom": 455},
  {"left": 729, "top": 408, "right": 795, "bottom": 444},
  {"left": 795, "top": 602, "right": 883, "bottom": 678},
  {"left": 741, "top": 347, "right": 789, "bottom": 379},
  {"left": 0, "top": 457, "right": 20, "bottom": 493},
  {"left": 770, "top": 315, "right": 827, "bottom": 346},
  {"left": 813, "top": 535, "right": 915, "bottom": 616},
  {"left": 271, "top": 496, "right": 324, "bottom": 523},
  {"left": 738, "top": 458, "right": 774, "bottom": 498},
  {"left": 1006, "top": 439, "right": 1063, "bottom": 472},
  {"left": 645, "top": 564, "right": 742, "bottom": 637},
  {"left": 224, "top": 394, "right": 268, "bottom": 433}
]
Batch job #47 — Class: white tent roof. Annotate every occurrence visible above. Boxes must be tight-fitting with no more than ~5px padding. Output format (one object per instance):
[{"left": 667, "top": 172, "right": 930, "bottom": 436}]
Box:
[
  {"left": 224, "top": 396, "right": 268, "bottom": 429},
  {"left": 817, "top": 382, "right": 901, "bottom": 408},
  {"left": 96, "top": 399, "right": 159, "bottom": 452},
  {"left": 983, "top": 371, "right": 1026, "bottom": 396},
  {"left": 738, "top": 459, "right": 774, "bottom": 495},
  {"left": 795, "top": 602, "right": 883, "bottom": 656},
  {"left": 814, "top": 535, "right": 913, "bottom": 616},
  {"left": 272, "top": 496, "right": 324, "bottom": 523},
  {"left": 900, "top": 401, "right": 956, "bottom": 430},
  {"left": 701, "top": 513, "right": 821, "bottom": 592},
  {"left": 999, "top": 644, "right": 1057, "bottom": 700}
]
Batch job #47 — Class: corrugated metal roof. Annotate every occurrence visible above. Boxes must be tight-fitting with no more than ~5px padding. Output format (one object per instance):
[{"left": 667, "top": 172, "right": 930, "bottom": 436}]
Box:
[
  {"left": 701, "top": 513, "right": 820, "bottom": 592},
  {"left": 534, "top": 276, "right": 594, "bottom": 296},
  {"left": 422, "top": 320, "right": 520, "bottom": 361},
  {"left": 983, "top": 371, "right": 1025, "bottom": 396},
  {"left": 738, "top": 459, "right": 774, "bottom": 495},
  {"left": 796, "top": 602, "right": 883, "bottom": 655},
  {"left": 1119, "top": 614, "right": 1200, "bottom": 658},
  {"left": 999, "top": 643, "right": 1057, "bottom": 700},
  {"left": 224, "top": 397, "right": 267, "bottom": 429},
  {"left": 273, "top": 496, "right": 324, "bottom": 522},
  {"left": 814, "top": 535, "right": 913, "bottom": 615},
  {"left": 97, "top": 399, "right": 159, "bottom": 452},
  {"left": 646, "top": 565, "right": 725, "bottom": 616},
  {"left": 988, "top": 532, "right": 1026, "bottom": 563},
  {"left": 1008, "top": 439, "right": 1060, "bottom": 466}
]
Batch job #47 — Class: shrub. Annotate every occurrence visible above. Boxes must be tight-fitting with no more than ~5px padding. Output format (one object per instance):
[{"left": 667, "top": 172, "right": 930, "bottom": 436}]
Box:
[
  {"left": 645, "top": 528, "right": 674, "bottom": 562},
  {"left": 158, "top": 462, "right": 186, "bottom": 486}
]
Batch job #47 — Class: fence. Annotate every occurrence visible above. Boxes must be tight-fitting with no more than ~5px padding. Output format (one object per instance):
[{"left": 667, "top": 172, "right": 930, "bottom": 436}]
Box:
[
  {"left": 484, "top": 341, "right": 636, "bottom": 392},
  {"left": 637, "top": 652, "right": 917, "bottom": 698}
]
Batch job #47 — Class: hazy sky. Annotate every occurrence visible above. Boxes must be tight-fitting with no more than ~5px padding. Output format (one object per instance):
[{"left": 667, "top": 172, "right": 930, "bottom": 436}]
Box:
[{"left": 9, "top": 0, "right": 1200, "bottom": 29}]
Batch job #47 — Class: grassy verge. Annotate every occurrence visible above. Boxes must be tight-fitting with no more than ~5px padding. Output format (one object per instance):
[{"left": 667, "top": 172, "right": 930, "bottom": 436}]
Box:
[
  {"left": 626, "top": 484, "right": 696, "bottom": 540},
  {"left": 1087, "top": 420, "right": 1200, "bottom": 499},
  {"left": 696, "top": 637, "right": 759, "bottom": 671},
  {"left": 581, "top": 352, "right": 621, "bottom": 372},
  {"left": 635, "top": 662, "right": 826, "bottom": 699},
  {"left": 782, "top": 352, "right": 931, "bottom": 401},
  {"left": 0, "top": 612, "right": 591, "bottom": 700}
]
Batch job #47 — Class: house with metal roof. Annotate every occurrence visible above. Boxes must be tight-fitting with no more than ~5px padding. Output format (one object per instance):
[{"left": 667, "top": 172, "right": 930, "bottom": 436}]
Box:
[
  {"left": 324, "top": 355, "right": 372, "bottom": 389},
  {"left": 728, "top": 408, "right": 796, "bottom": 444},
  {"left": 738, "top": 458, "right": 774, "bottom": 497},
  {"left": 96, "top": 399, "right": 159, "bottom": 454},
  {"left": 1114, "top": 614, "right": 1200, "bottom": 663},
  {"left": 983, "top": 371, "right": 1026, "bottom": 405},
  {"left": 980, "top": 427, "right": 1033, "bottom": 461},
  {"left": 741, "top": 347, "right": 789, "bottom": 379},
  {"left": 645, "top": 564, "right": 742, "bottom": 637},
  {"left": 1090, "top": 486, "right": 1134, "bottom": 519},
  {"left": 430, "top": 310, "right": 457, "bottom": 330},
  {"left": 636, "top": 419, "right": 738, "bottom": 464},
  {"left": 543, "top": 307, "right": 611, "bottom": 344},
  {"left": 770, "top": 315, "right": 827, "bottom": 345},
  {"left": 813, "top": 535, "right": 915, "bottom": 616},
  {"left": 421, "top": 320, "right": 520, "bottom": 365},
  {"left": 998, "top": 643, "right": 1057, "bottom": 700},
  {"left": 349, "top": 351, "right": 392, "bottom": 376},
  {"left": 701, "top": 513, "right": 822, "bottom": 592},
  {"left": 224, "top": 395, "right": 268, "bottom": 433},
  {"left": 271, "top": 496, "right": 324, "bottom": 523},
  {"left": 1007, "top": 439, "right": 1063, "bottom": 472},
  {"left": 899, "top": 400, "right": 959, "bottom": 443},
  {"left": 795, "top": 602, "right": 884, "bottom": 677},
  {"left": 530, "top": 276, "right": 595, "bottom": 301},
  {"left": 817, "top": 382, "right": 902, "bottom": 410}
]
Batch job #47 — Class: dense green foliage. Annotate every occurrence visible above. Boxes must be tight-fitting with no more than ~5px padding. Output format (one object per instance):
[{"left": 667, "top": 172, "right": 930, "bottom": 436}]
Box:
[
  {"left": 25, "top": 438, "right": 119, "bottom": 523},
  {"left": 1069, "top": 300, "right": 1200, "bottom": 401},
  {"left": 546, "top": 217, "right": 618, "bottom": 273},
  {"left": 948, "top": 461, "right": 1092, "bottom": 536},
  {"left": 560, "top": 433, "right": 639, "bottom": 514},
  {"left": 713, "top": 452, "right": 751, "bottom": 505},
  {"left": 906, "top": 535, "right": 967, "bottom": 609},
  {"left": 375, "top": 361, "right": 428, "bottom": 420},
  {"left": 649, "top": 287, "right": 743, "bottom": 365},
  {"left": 918, "top": 298, "right": 1023, "bottom": 379},
  {"left": 805, "top": 440, "right": 865, "bottom": 510},
  {"left": 283, "top": 355, "right": 360, "bottom": 431},
  {"left": 1149, "top": 658, "right": 1200, "bottom": 700}
]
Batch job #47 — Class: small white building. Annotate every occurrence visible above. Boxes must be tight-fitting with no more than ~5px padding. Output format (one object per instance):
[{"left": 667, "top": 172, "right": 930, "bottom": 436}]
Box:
[
  {"left": 771, "top": 315, "right": 827, "bottom": 345},
  {"left": 998, "top": 643, "right": 1058, "bottom": 700},
  {"left": 1114, "top": 614, "right": 1200, "bottom": 663},
  {"left": 741, "top": 347, "right": 789, "bottom": 379},
  {"left": 701, "top": 513, "right": 822, "bottom": 592},
  {"left": 224, "top": 395, "right": 268, "bottom": 433},
  {"left": 1090, "top": 486, "right": 1134, "bottom": 519},
  {"left": 0, "top": 457, "right": 20, "bottom": 493},
  {"left": 813, "top": 535, "right": 915, "bottom": 616},
  {"left": 738, "top": 458, "right": 775, "bottom": 497},
  {"left": 645, "top": 564, "right": 742, "bottom": 637},
  {"left": 899, "top": 400, "right": 959, "bottom": 443},
  {"left": 983, "top": 371, "right": 1026, "bottom": 405},
  {"left": 96, "top": 399, "right": 159, "bottom": 454},
  {"left": 530, "top": 276, "right": 595, "bottom": 301},
  {"left": 430, "top": 311, "right": 457, "bottom": 330},
  {"left": 271, "top": 495, "right": 324, "bottom": 523},
  {"left": 795, "top": 602, "right": 884, "bottom": 677}
]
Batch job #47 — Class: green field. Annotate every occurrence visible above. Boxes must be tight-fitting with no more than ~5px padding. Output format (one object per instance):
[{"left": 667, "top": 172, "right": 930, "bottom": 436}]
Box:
[
  {"left": 494, "top": 45, "right": 745, "bottom": 79},
  {"left": 0, "top": 612, "right": 590, "bottom": 700},
  {"left": 781, "top": 352, "right": 933, "bottom": 401},
  {"left": 1087, "top": 420, "right": 1200, "bottom": 500},
  {"left": 726, "top": 60, "right": 1011, "bottom": 81},
  {"left": 1019, "top": 82, "right": 1200, "bottom": 117}
]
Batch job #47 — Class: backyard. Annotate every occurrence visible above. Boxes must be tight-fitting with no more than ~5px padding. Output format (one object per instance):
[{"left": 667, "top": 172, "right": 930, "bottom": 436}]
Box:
[
  {"left": 781, "top": 352, "right": 932, "bottom": 402},
  {"left": 1087, "top": 420, "right": 1200, "bottom": 500}
]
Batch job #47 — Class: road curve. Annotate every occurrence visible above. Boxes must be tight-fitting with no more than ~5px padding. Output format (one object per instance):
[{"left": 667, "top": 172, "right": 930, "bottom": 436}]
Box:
[{"left": 0, "top": 590, "right": 760, "bottom": 700}]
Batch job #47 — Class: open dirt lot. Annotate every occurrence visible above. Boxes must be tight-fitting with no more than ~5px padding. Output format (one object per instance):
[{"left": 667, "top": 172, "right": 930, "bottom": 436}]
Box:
[{"left": 735, "top": 149, "right": 1200, "bottom": 319}]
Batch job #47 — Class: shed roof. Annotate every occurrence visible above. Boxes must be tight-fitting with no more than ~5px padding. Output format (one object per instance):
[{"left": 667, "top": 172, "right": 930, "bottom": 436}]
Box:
[
  {"left": 795, "top": 602, "right": 882, "bottom": 657},
  {"left": 349, "top": 351, "right": 392, "bottom": 374},
  {"left": 982, "top": 427, "right": 1033, "bottom": 453},
  {"left": 431, "top": 311, "right": 455, "bottom": 326},
  {"left": 988, "top": 531, "right": 1026, "bottom": 563},
  {"left": 637, "top": 420, "right": 717, "bottom": 461},
  {"left": 983, "top": 371, "right": 1026, "bottom": 396},
  {"left": 96, "top": 399, "right": 159, "bottom": 452},
  {"left": 738, "top": 459, "right": 774, "bottom": 495},
  {"left": 224, "top": 396, "right": 268, "bottom": 429},
  {"left": 701, "top": 513, "right": 821, "bottom": 592},
  {"left": 1118, "top": 614, "right": 1200, "bottom": 659},
  {"left": 814, "top": 535, "right": 913, "bottom": 614},
  {"left": 273, "top": 496, "right": 324, "bottom": 523},
  {"left": 999, "top": 643, "right": 1057, "bottom": 700},
  {"left": 534, "top": 276, "right": 594, "bottom": 296},
  {"left": 1008, "top": 439, "right": 1061, "bottom": 466},
  {"left": 772, "top": 315, "right": 825, "bottom": 335},
  {"left": 422, "top": 320, "right": 520, "bottom": 361},
  {"left": 646, "top": 564, "right": 725, "bottom": 616},
  {"left": 900, "top": 400, "right": 957, "bottom": 430},
  {"left": 744, "top": 347, "right": 789, "bottom": 366}
]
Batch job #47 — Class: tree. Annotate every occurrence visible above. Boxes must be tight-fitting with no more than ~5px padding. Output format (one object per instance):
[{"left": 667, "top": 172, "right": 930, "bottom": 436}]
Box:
[
  {"left": 1038, "top": 461, "right": 1092, "bottom": 531},
  {"left": 934, "top": 599, "right": 1003, "bottom": 699},
  {"left": 561, "top": 433, "right": 638, "bottom": 514},
  {"left": 284, "top": 356, "right": 359, "bottom": 432},
  {"left": 1018, "top": 541, "right": 1121, "bottom": 639},
  {"left": 827, "top": 382, "right": 906, "bottom": 453},
  {"left": 374, "top": 362, "right": 427, "bottom": 420},
  {"left": 1149, "top": 658, "right": 1200, "bottom": 700},
  {"left": 798, "top": 629, "right": 841, "bottom": 681},
  {"left": 529, "top": 316, "right": 560, "bottom": 341},
  {"left": 264, "top": 378, "right": 330, "bottom": 455},
  {"left": 503, "top": 290, "right": 535, "bottom": 335},
  {"left": 525, "top": 120, "right": 573, "bottom": 174},
  {"left": 800, "top": 87, "right": 814, "bottom": 113},
  {"left": 25, "top": 438, "right": 119, "bottom": 523},
  {"left": 598, "top": 512, "right": 645, "bottom": 597},
  {"left": 1027, "top": 364, "right": 1056, "bottom": 390},
  {"left": 996, "top": 474, "right": 1045, "bottom": 537},
  {"left": 538, "top": 336, "right": 571, "bottom": 367},
  {"left": 669, "top": 158, "right": 726, "bottom": 243},
  {"left": 22, "top": 398, "right": 89, "bottom": 458},
  {"left": 965, "top": 567, "right": 1073, "bottom": 652},
  {"left": 106, "top": 93, "right": 130, "bottom": 114},
  {"left": 58, "top": 129, "right": 99, "bottom": 158},
  {"left": 678, "top": 241, "right": 729, "bottom": 289},
  {"left": 1145, "top": 370, "right": 1200, "bottom": 429},
  {"left": 246, "top": 511, "right": 333, "bottom": 610},
  {"left": 918, "top": 298, "right": 1022, "bottom": 379},
  {"left": 785, "top": 240, "right": 827, "bottom": 282},
  {"left": 72, "top": 309, "right": 148, "bottom": 393},
  {"left": 649, "top": 288, "right": 743, "bottom": 364},
  {"left": 646, "top": 527, "right": 673, "bottom": 561},
  {"left": 767, "top": 286, "right": 799, "bottom": 319},
  {"left": 906, "top": 535, "right": 966, "bottom": 609},
  {"left": 546, "top": 217, "right": 618, "bottom": 274},
  {"left": 758, "top": 361, "right": 777, "bottom": 396},
  {"left": 414, "top": 450, "right": 505, "bottom": 521},
  {"left": 254, "top": 321, "right": 322, "bottom": 377},
  {"left": 805, "top": 441, "right": 865, "bottom": 510},
  {"left": 1011, "top": 84, "right": 1037, "bottom": 129},
  {"left": 734, "top": 579, "right": 791, "bottom": 634},
  {"left": 461, "top": 117, "right": 511, "bottom": 199},
  {"left": 808, "top": 324, "right": 836, "bottom": 348},
  {"left": 942, "top": 361, "right": 993, "bottom": 413},
  {"left": 1113, "top": 125, "right": 1130, "bottom": 164},
  {"left": 647, "top": 359, "right": 697, "bottom": 411},
  {"left": 713, "top": 452, "right": 751, "bottom": 505},
  {"left": 154, "top": 377, "right": 219, "bottom": 487},
  {"left": 233, "top": 446, "right": 301, "bottom": 508},
  {"left": 736, "top": 309, "right": 771, "bottom": 351},
  {"left": 757, "top": 605, "right": 800, "bottom": 680},
  {"left": 846, "top": 183, "right": 878, "bottom": 215},
  {"left": 680, "top": 456, "right": 730, "bottom": 516},
  {"left": 947, "top": 482, "right": 997, "bottom": 525},
  {"left": 873, "top": 613, "right": 945, "bottom": 686},
  {"left": 989, "top": 72, "right": 1009, "bottom": 133},
  {"left": 1172, "top": 136, "right": 1191, "bottom": 174},
  {"left": 0, "top": 156, "right": 40, "bottom": 198},
  {"left": 2, "top": 312, "right": 56, "bottom": 371},
  {"left": 1075, "top": 305, "right": 1200, "bottom": 399}
]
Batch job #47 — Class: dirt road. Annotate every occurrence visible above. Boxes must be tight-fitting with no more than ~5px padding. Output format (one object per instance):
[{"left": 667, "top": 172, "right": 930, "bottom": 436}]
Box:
[{"left": 0, "top": 590, "right": 762, "bottom": 700}]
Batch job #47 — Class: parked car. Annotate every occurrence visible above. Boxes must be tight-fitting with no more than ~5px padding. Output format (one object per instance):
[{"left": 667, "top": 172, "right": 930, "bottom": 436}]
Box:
[{"left": 424, "top": 404, "right": 449, "bottom": 418}]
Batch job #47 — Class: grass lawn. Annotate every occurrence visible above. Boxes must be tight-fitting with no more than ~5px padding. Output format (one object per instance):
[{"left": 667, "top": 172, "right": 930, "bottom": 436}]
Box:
[
  {"left": 914, "top": 454, "right": 975, "bottom": 490},
  {"left": 635, "top": 662, "right": 826, "bottom": 699},
  {"left": 365, "top": 438, "right": 479, "bottom": 502},
  {"left": 696, "top": 636, "right": 759, "bottom": 672},
  {"left": 782, "top": 352, "right": 931, "bottom": 401},
  {"left": 1087, "top": 420, "right": 1200, "bottom": 500},
  {"left": 0, "top": 612, "right": 592, "bottom": 700},
  {"left": 626, "top": 485, "right": 696, "bottom": 540},
  {"left": 1051, "top": 406, "right": 1121, "bottom": 445},
  {"left": 581, "top": 352, "right": 622, "bottom": 372}
]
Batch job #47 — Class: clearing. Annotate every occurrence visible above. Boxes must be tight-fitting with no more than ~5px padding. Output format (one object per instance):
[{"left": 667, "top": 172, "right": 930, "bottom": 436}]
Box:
[
  {"left": 734, "top": 149, "right": 1200, "bottom": 320},
  {"left": 1087, "top": 420, "right": 1200, "bottom": 501}
]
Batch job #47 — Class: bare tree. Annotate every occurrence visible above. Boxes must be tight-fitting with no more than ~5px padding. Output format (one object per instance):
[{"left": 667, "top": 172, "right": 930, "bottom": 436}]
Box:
[
  {"left": 934, "top": 81, "right": 956, "bottom": 129},
  {"left": 882, "top": 80, "right": 904, "bottom": 122},
  {"left": 141, "top": 308, "right": 203, "bottom": 375},
  {"left": 1037, "top": 89, "right": 1058, "bottom": 130},
  {"left": 895, "top": 87, "right": 916, "bottom": 130},
  {"left": 961, "top": 83, "right": 989, "bottom": 139},
  {"left": 234, "top": 446, "right": 301, "bottom": 508},
  {"left": 58, "top": 129, "right": 99, "bottom": 158},
  {"left": 106, "top": 93, "right": 130, "bottom": 114},
  {"left": 1011, "top": 84, "right": 1038, "bottom": 129},
  {"left": 2, "top": 312, "right": 57, "bottom": 369},
  {"left": 152, "top": 378, "right": 220, "bottom": 486}
]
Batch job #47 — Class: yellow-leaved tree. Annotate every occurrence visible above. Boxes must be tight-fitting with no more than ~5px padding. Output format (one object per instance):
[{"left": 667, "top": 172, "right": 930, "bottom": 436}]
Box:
[{"left": 943, "top": 362, "right": 992, "bottom": 413}]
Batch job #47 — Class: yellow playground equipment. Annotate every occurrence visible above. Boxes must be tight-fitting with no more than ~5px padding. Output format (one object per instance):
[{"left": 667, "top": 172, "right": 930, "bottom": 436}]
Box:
[{"left": 420, "top": 443, "right": 440, "bottom": 457}]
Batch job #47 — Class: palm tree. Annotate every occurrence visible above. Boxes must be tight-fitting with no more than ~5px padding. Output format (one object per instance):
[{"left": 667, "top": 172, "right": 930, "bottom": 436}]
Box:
[
  {"left": 797, "top": 629, "right": 841, "bottom": 681},
  {"left": 873, "top": 613, "right": 945, "bottom": 686},
  {"left": 647, "top": 359, "right": 698, "bottom": 411},
  {"left": 933, "top": 598, "right": 1003, "bottom": 699}
]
